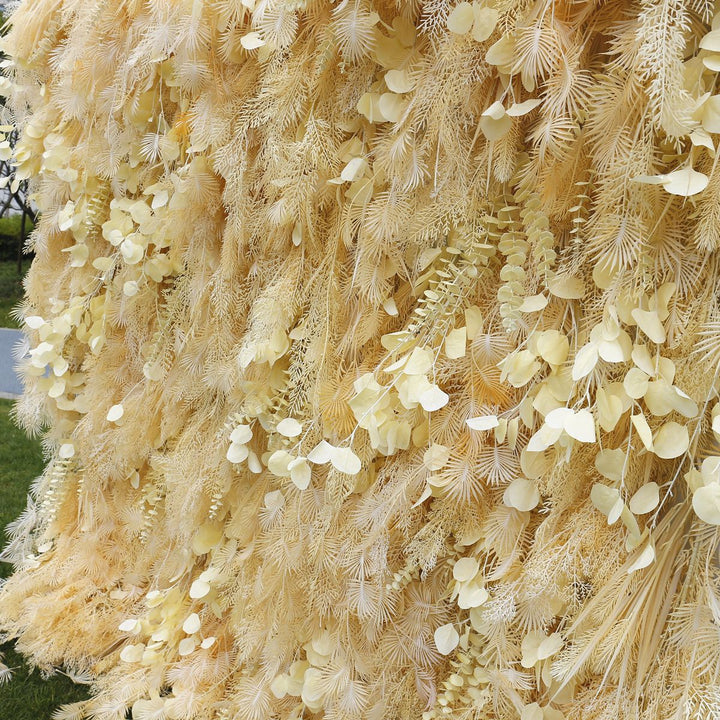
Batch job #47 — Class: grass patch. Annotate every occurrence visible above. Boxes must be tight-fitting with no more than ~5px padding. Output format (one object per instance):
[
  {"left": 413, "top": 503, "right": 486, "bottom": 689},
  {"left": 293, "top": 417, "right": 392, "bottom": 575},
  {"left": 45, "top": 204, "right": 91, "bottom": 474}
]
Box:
[
  {"left": 0, "top": 400, "right": 44, "bottom": 577},
  {"left": 0, "top": 215, "right": 34, "bottom": 241},
  {"left": 0, "top": 644, "right": 90, "bottom": 720},
  {"left": 0, "top": 399, "right": 90, "bottom": 718},
  {"left": 0, "top": 212, "right": 36, "bottom": 327},
  {"left": 0, "top": 260, "right": 28, "bottom": 328}
]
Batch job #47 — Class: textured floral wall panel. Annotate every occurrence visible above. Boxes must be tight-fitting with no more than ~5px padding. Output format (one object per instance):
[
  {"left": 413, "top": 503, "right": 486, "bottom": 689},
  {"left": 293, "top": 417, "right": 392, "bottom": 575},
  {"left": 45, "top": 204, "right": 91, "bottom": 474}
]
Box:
[{"left": 1, "top": 0, "right": 720, "bottom": 718}]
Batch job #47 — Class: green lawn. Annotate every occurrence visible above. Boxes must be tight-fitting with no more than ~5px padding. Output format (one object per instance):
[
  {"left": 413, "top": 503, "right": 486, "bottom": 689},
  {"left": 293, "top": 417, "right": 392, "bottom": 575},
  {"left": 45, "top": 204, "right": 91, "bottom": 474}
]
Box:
[
  {"left": 0, "top": 212, "right": 35, "bottom": 328},
  {"left": 0, "top": 399, "right": 90, "bottom": 718},
  {"left": 0, "top": 214, "right": 33, "bottom": 244},
  {"left": 0, "top": 260, "right": 27, "bottom": 328}
]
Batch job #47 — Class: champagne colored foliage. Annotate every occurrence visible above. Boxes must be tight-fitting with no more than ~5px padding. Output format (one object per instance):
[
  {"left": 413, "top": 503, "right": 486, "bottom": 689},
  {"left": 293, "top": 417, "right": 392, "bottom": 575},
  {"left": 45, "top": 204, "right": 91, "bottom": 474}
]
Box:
[{"left": 1, "top": 0, "right": 720, "bottom": 718}]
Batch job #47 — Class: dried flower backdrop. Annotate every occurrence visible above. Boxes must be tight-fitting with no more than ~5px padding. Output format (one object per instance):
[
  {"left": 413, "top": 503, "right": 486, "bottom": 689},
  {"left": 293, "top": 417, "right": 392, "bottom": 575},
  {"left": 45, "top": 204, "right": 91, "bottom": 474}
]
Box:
[{"left": 1, "top": 0, "right": 720, "bottom": 718}]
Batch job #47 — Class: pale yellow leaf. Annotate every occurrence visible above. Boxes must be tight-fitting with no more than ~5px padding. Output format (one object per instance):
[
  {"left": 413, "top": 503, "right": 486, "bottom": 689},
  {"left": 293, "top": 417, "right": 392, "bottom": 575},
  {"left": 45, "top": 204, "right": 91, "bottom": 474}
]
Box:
[
  {"left": 631, "top": 413, "right": 654, "bottom": 451},
  {"left": 536, "top": 330, "right": 569, "bottom": 366},
  {"left": 652, "top": 421, "right": 689, "bottom": 459},
  {"left": 629, "top": 482, "right": 659, "bottom": 514},
  {"left": 457, "top": 581, "right": 489, "bottom": 609},
  {"left": 340, "top": 156, "right": 367, "bottom": 182},
  {"left": 518, "top": 294, "right": 548, "bottom": 312},
  {"left": 506, "top": 98, "right": 542, "bottom": 117},
  {"left": 330, "top": 446, "right": 361, "bottom": 475},
  {"left": 572, "top": 343, "right": 599, "bottom": 381},
  {"left": 419, "top": 385, "right": 449, "bottom": 411},
  {"left": 226, "top": 442, "right": 249, "bottom": 464},
  {"left": 107, "top": 404, "right": 124, "bottom": 422},
  {"left": 423, "top": 443, "right": 451, "bottom": 470},
  {"left": 466, "top": 415, "right": 499, "bottom": 431},
  {"left": 503, "top": 477, "right": 540, "bottom": 511},
  {"left": 385, "top": 69, "right": 414, "bottom": 93},
  {"left": 693, "top": 483, "right": 720, "bottom": 524},
  {"left": 277, "top": 418, "right": 302, "bottom": 438},
  {"left": 649, "top": 282, "right": 676, "bottom": 322},
  {"left": 471, "top": 5, "right": 499, "bottom": 42},
  {"left": 631, "top": 308, "right": 666, "bottom": 344},
  {"left": 268, "top": 450, "right": 293, "bottom": 477},
  {"left": 537, "top": 632, "right": 563, "bottom": 660},
  {"left": 24, "top": 316, "right": 45, "bottom": 330},
  {"left": 520, "top": 448, "right": 548, "bottom": 479},
  {"left": 404, "top": 347, "right": 433, "bottom": 375},
  {"left": 378, "top": 92, "right": 408, "bottom": 123},
  {"left": 701, "top": 456, "right": 720, "bottom": 484},
  {"left": 595, "top": 448, "right": 625, "bottom": 483},
  {"left": 464, "top": 306, "right": 483, "bottom": 338},
  {"left": 494, "top": 417, "right": 508, "bottom": 443},
  {"left": 631, "top": 344, "right": 655, "bottom": 376},
  {"left": 357, "top": 92, "right": 384, "bottom": 123},
  {"left": 501, "top": 349, "right": 541, "bottom": 387},
  {"left": 661, "top": 167, "right": 708, "bottom": 197},
  {"left": 597, "top": 331, "right": 632, "bottom": 363},
  {"left": 590, "top": 484, "right": 623, "bottom": 524},
  {"left": 482, "top": 100, "right": 505, "bottom": 119},
  {"left": 548, "top": 275, "right": 585, "bottom": 299},
  {"left": 178, "top": 637, "right": 197, "bottom": 656},
  {"left": 240, "top": 31, "right": 265, "bottom": 49},
  {"left": 479, "top": 113, "right": 512, "bottom": 141},
  {"left": 123, "top": 280, "right": 139, "bottom": 297},
  {"left": 434, "top": 623, "right": 460, "bottom": 654},
  {"left": 120, "top": 643, "right": 144, "bottom": 663},
  {"left": 565, "top": 409, "right": 596, "bottom": 443},
  {"left": 445, "top": 327, "right": 467, "bottom": 358},
  {"left": 447, "top": 2, "right": 474, "bottom": 33},
  {"left": 703, "top": 53, "right": 720, "bottom": 71},
  {"left": 520, "top": 631, "right": 543, "bottom": 668},
  {"left": 192, "top": 522, "right": 223, "bottom": 554},
  {"left": 183, "top": 613, "right": 201, "bottom": 634},
  {"left": 644, "top": 379, "right": 676, "bottom": 416},
  {"left": 627, "top": 542, "right": 655, "bottom": 574},
  {"left": 271, "top": 674, "right": 289, "bottom": 699},
  {"left": 671, "top": 387, "right": 698, "bottom": 418},
  {"left": 288, "top": 457, "right": 311, "bottom": 490},
  {"left": 545, "top": 407, "right": 573, "bottom": 429},
  {"left": 307, "top": 440, "right": 334, "bottom": 465},
  {"left": 527, "top": 423, "right": 562, "bottom": 452},
  {"left": 700, "top": 28, "right": 720, "bottom": 51},
  {"left": 713, "top": 415, "right": 720, "bottom": 439},
  {"left": 623, "top": 368, "right": 649, "bottom": 399},
  {"left": 485, "top": 34, "right": 514, "bottom": 72},
  {"left": 453, "top": 557, "right": 479, "bottom": 582},
  {"left": 230, "top": 424, "right": 252, "bottom": 444},
  {"left": 189, "top": 580, "right": 210, "bottom": 599}
]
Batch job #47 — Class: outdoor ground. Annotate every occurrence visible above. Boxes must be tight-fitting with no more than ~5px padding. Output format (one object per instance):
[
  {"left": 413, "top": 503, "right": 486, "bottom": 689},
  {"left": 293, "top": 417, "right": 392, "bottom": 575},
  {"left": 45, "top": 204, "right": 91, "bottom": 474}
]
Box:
[
  {"left": 0, "top": 214, "right": 35, "bottom": 328},
  {"left": 0, "top": 260, "right": 24, "bottom": 328},
  {"left": 0, "top": 398, "right": 89, "bottom": 718}
]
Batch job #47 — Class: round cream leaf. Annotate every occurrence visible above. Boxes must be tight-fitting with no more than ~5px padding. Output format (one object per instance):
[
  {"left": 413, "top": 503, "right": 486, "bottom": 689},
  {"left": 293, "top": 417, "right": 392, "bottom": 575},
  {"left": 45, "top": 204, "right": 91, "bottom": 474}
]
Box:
[
  {"left": 693, "top": 483, "right": 720, "bottom": 525},
  {"left": 453, "top": 556, "right": 479, "bottom": 582},
  {"left": 434, "top": 623, "right": 460, "bottom": 655}
]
